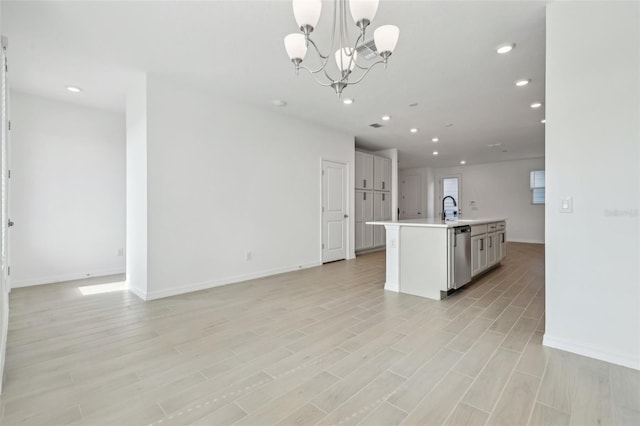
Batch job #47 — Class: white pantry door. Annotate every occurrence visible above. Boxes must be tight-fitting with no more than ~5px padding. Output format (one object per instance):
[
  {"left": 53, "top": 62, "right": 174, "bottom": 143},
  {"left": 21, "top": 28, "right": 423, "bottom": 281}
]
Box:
[
  {"left": 0, "top": 36, "right": 9, "bottom": 394},
  {"left": 322, "top": 161, "right": 347, "bottom": 263}
]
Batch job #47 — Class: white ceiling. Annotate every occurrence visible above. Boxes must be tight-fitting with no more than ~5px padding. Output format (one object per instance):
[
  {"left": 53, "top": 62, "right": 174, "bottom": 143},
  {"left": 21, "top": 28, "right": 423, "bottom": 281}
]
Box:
[{"left": 1, "top": 0, "right": 546, "bottom": 169}]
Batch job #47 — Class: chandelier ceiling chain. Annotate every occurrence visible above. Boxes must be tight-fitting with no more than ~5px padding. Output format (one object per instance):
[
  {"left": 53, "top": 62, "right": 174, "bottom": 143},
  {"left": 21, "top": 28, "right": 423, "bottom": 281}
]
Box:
[{"left": 284, "top": 0, "right": 399, "bottom": 97}]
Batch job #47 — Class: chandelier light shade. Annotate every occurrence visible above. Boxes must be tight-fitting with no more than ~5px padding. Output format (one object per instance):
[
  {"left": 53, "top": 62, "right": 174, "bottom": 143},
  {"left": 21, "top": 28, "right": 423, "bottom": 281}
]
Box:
[
  {"left": 349, "top": 0, "right": 379, "bottom": 27},
  {"left": 283, "top": 0, "right": 399, "bottom": 97},
  {"left": 374, "top": 25, "right": 400, "bottom": 56},
  {"left": 292, "top": 0, "right": 322, "bottom": 31},
  {"left": 284, "top": 33, "right": 308, "bottom": 62}
]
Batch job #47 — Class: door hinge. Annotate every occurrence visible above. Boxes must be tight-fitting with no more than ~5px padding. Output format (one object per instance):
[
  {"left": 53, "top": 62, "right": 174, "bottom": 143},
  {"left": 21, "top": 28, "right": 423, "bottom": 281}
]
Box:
[
  {"left": 8, "top": 170, "right": 10, "bottom": 178},
  {"left": 322, "top": 170, "right": 325, "bottom": 176},
  {"left": 8, "top": 120, "right": 11, "bottom": 131},
  {"left": 7, "top": 266, "right": 10, "bottom": 276},
  {"left": 322, "top": 206, "right": 325, "bottom": 212},
  {"left": 322, "top": 243, "right": 325, "bottom": 249}
]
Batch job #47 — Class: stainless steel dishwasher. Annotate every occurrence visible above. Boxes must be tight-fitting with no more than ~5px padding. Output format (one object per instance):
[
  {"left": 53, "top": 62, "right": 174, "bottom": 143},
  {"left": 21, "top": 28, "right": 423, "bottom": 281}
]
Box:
[{"left": 453, "top": 226, "right": 472, "bottom": 289}]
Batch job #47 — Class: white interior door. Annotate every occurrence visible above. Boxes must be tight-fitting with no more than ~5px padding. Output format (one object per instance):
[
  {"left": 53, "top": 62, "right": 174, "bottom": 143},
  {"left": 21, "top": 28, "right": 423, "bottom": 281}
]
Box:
[
  {"left": 401, "top": 174, "right": 421, "bottom": 219},
  {"left": 0, "top": 36, "right": 9, "bottom": 394},
  {"left": 322, "top": 160, "right": 347, "bottom": 263}
]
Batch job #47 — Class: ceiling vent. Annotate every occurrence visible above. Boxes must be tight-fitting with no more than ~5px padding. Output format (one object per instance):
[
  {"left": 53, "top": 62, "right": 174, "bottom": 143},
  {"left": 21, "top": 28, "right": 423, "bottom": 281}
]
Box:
[
  {"left": 356, "top": 39, "right": 378, "bottom": 60},
  {"left": 369, "top": 123, "right": 384, "bottom": 128}
]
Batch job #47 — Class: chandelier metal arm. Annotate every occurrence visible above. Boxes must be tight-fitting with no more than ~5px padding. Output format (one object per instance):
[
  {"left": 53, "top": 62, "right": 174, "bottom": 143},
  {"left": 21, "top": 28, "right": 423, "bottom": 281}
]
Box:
[
  {"left": 344, "top": 59, "right": 387, "bottom": 86},
  {"left": 298, "top": 65, "right": 335, "bottom": 87},
  {"left": 306, "top": 38, "right": 330, "bottom": 61}
]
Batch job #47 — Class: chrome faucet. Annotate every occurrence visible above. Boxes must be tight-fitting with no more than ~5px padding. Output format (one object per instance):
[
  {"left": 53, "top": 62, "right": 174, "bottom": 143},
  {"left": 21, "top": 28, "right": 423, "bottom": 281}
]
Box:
[{"left": 442, "top": 196, "right": 458, "bottom": 221}]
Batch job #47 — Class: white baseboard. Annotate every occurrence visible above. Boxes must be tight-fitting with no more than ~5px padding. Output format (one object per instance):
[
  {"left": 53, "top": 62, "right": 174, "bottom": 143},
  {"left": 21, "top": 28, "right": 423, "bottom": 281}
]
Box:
[
  {"left": 127, "top": 285, "right": 148, "bottom": 301},
  {"left": 11, "top": 268, "right": 126, "bottom": 288},
  {"left": 508, "top": 239, "right": 545, "bottom": 244},
  {"left": 142, "top": 261, "right": 323, "bottom": 301},
  {"left": 543, "top": 334, "right": 640, "bottom": 370}
]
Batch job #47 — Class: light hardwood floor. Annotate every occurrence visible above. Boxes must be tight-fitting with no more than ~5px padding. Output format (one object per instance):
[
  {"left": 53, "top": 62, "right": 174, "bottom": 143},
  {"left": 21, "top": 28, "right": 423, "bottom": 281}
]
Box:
[{"left": 1, "top": 243, "right": 638, "bottom": 426}]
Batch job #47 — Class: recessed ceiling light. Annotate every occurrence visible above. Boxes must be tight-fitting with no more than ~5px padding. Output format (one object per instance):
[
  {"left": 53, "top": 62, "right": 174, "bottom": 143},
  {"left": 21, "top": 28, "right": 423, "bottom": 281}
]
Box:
[
  {"left": 343, "top": 98, "right": 354, "bottom": 105},
  {"left": 432, "top": 137, "right": 439, "bottom": 142},
  {"left": 541, "top": 119, "right": 546, "bottom": 123},
  {"left": 433, "top": 151, "right": 439, "bottom": 156},
  {"left": 408, "top": 102, "right": 419, "bottom": 107},
  {"left": 460, "top": 160, "right": 466, "bottom": 165},
  {"left": 381, "top": 115, "right": 391, "bottom": 121},
  {"left": 410, "top": 128, "right": 418, "bottom": 133},
  {"left": 496, "top": 43, "right": 515, "bottom": 54},
  {"left": 66, "top": 85, "right": 82, "bottom": 93},
  {"left": 445, "top": 123, "right": 454, "bottom": 127},
  {"left": 271, "top": 99, "right": 287, "bottom": 107},
  {"left": 530, "top": 102, "right": 542, "bottom": 109},
  {"left": 515, "top": 79, "right": 531, "bottom": 87}
]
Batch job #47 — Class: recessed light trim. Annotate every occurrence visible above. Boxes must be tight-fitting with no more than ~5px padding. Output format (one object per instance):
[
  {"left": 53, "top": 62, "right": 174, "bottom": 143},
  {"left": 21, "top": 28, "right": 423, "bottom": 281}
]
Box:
[
  {"left": 541, "top": 119, "right": 546, "bottom": 123},
  {"left": 496, "top": 43, "right": 515, "bottom": 54},
  {"left": 433, "top": 151, "right": 439, "bottom": 156},
  {"left": 343, "top": 98, "right": 354, "bottom": 105},
  {"left": 408, "top": 102, "right": 419, "bottom": 107},
  {"left": 515, "top": 79, "right": 531, "bottom": 87},
  {"left": 381, "top": 115, "right": 391, "bottom": 121},
  {"left": 460, "top": 160, "right": 466, "bottom": 165},
  {"left": 410, "top": 128, "right": 418, "bottom": 133},
  {"left": 432, "top": 137, "right": 439, "bottom": 142},
  {"left": 66, "top": 85, "right": 82, "bottom": 93},
  {"left": 530, "top": 102, "right": 543, "bottom": 109}
]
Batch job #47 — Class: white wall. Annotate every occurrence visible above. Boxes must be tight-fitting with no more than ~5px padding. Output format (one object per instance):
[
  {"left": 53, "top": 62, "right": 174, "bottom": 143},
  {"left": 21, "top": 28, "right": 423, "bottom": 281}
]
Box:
[
  {"left": 545, "top": 2, "right": 640, "bottom": 369},
  {"left": 10, "top": 92, "right": 126, "bottom": 287},
  {"left": 125, "top": 75, "right": 148, "bottom": 298},
  {"left": 434, "top": 158, "right": 545, "bottom": 243},
  {"left": 128, "top": 74, "right": 355, "bottom": 300}
]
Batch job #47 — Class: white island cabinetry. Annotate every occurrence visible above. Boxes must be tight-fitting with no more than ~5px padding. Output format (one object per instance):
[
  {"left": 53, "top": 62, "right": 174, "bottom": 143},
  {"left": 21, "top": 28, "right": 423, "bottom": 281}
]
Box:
[{"left": 367, "top": 218, "right": 507, "bottom": 300}]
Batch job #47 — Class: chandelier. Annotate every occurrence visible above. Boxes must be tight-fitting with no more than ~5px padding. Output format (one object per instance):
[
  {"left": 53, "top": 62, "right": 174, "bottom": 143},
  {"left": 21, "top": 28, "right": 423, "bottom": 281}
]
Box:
[{"left": 283, "top": 0, "right": 399, "bottom": 97}]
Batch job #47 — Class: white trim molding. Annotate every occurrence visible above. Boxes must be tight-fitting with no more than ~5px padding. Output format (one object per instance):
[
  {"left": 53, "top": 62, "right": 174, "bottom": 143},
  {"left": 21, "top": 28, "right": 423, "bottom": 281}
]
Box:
[
  {"left": 138, "top": 261, "right": 323, "bottom": 301},
  {"left": 543, "top": 333, "right": 640, "bottom": 371}
]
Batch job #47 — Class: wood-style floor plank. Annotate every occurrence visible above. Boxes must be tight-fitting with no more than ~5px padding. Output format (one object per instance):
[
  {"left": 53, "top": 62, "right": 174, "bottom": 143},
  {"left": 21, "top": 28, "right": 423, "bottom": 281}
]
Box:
[{"left": 1, "top": 243, "right": 633, "bottom": 426}]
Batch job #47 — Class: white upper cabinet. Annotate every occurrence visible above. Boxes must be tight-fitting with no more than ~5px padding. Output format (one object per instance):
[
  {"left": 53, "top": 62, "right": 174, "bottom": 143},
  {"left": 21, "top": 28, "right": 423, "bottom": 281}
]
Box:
[
  {"left": 374, "top": 156, "right": 391, "bottom": 191},
  {"left": 355, "top": 152, "right": 374, "bottom": 190}
]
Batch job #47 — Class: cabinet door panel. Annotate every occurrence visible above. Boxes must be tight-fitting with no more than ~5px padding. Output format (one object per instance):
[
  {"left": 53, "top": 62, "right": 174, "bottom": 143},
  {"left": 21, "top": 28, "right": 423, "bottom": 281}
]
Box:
[
  {"left": 355, "top": 221, "right": 365, "bottom": 251},
  {"left": 356, "top": 152, "right": 374, "bottom": 190},
  {"left": 471, "top": 235, "right": 487, "bottom": 276},
  {"left": 355, "top": 190, "right": 374, "bottom": 222},
  {"left": 373, "top": 225, "right": 385, "bottom": 247},
  {"left": 487, "top": 232, "right": 497, "bottom": 267},
  {"left": 373, "top": 192, "right": 392, "bottom": 221},
  {"left": 382, "top": 192, "right": 391, "bottom": 219},
  {"left": 497, "top": 231, "right": 507, "bottom": 261},
  {"left": 373, "top": 156, "right": 392, "bottom": 191}
]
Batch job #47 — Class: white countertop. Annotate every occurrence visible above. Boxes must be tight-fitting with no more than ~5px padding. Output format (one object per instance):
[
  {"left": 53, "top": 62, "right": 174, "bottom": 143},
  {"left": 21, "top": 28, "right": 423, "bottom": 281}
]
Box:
[{"left": 366, "top": 217, "right": 506, "bottom": 228}]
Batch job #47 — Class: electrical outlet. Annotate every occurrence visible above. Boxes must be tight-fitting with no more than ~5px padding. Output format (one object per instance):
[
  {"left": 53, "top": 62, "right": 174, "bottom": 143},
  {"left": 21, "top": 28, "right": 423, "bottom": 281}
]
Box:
[{"left": 245, "top": 251, "right": 252, "bottom": 261}]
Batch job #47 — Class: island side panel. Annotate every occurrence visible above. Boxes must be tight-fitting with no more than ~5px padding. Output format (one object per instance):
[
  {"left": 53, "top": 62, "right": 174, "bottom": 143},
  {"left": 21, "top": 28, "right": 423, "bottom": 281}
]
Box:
[
  {"left": 399, "top": 226, "right": 449, "bottom": 300},
  {"left": 383, "top": 224, "right": 401, "bottom": 292}
]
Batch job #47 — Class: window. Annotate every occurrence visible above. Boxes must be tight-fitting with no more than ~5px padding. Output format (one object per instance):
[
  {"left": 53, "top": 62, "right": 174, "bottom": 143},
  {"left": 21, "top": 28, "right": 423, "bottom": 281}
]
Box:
[
  {"left": 441, "top": 176, "right": 460, "bottom": 218},
  {"left": 530, "top": 170, "right": 545, "bottom": 204}
]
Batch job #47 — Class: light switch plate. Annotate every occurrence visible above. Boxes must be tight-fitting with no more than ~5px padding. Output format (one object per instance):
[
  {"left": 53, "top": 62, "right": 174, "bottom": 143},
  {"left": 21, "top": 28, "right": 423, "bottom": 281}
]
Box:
[{"left": 560, "top": 197, "right": 573, "bottom": 213}]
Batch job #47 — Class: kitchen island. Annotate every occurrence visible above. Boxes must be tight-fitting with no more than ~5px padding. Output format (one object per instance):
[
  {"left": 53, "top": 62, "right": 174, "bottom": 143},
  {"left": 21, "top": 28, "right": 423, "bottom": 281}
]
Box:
[{"left": 367, "top": 218, "right": 506, "bottom": 300}]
